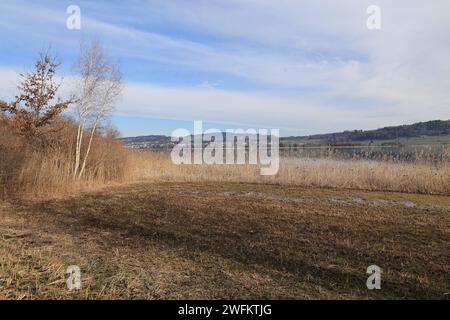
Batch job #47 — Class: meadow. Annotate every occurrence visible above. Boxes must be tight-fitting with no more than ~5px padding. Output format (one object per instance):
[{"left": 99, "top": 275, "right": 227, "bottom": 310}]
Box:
[
  {"left": 1, "top": 7, "right": 448, "bottom": 301},
  {"left": 0, "top": 140, "right": 449, "bottom": 299},
  {"left": 1, "top": 91, "right": 449, "bottom": 299},
  {"left": 1, "top": 181, "right": 449, "bottom": 299}
]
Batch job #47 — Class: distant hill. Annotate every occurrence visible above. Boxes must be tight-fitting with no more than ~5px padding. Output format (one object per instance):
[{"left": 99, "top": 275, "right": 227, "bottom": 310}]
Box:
[
  {"left": 283, "top": 120, "right": 450, "bottom": 146},
  {"left": 120, "top": 135, "right": 173, "bottom": 150},
  {"left": 121, "top": 135, "right": 171, "bottom": 144},
  {"left": 121, "top": 119, "right": 450, "bottom": 148}
]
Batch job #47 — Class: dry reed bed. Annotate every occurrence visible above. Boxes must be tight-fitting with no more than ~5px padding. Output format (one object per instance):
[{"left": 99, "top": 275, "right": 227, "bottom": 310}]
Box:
[
  {"left": 126, "top": 152, "right": 450, "bottom": 195},
  {"left": 0, "top": 122, "right": 129, "bottom": 199},
  {"left": 2, "top": 144, "right": 450, "bottom": 199}
]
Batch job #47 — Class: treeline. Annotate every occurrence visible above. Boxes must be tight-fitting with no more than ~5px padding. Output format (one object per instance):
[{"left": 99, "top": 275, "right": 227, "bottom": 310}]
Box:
[{"left": 296, "top": 120, "right": 450, "bottom": 145}]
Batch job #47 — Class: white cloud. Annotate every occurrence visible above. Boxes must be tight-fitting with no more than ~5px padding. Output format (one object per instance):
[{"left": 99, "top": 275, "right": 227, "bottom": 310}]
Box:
[
  {"left": 0, "top": 69, "right": 21, "bottom": 100},
  {"left": 119, "top": 81, "right": 450, "bottom": 135},
  {"left": 0, "top": 0, "right": 449, "bottom": 134}
]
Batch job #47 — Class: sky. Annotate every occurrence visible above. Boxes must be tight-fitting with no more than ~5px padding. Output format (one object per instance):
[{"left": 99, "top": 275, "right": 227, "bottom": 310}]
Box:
[{"left": 0, "top": 0, "right": 449, "bottom": 137}]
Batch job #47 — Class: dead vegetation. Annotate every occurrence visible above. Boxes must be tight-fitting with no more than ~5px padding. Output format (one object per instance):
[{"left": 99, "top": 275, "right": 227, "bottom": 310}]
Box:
[
  {"left": 0, "top": 48, "right": 448, "bottom": 198},
  {"left": 2, "top": 138, "right": 448, "bottom": 200},
  {"left": 0, "top": 182, "right": 448, "bottom": 299},
  {"left": 125, "top": 151, "right": 450, "bottom": 195},
  {"left": 0, "top": 43, "right": 449, "bottom": 301},
  {"left": 0, "top": 42, "right": 125, "bottom": 200},
  {"left": 0, "top": 118, "right": 129, "bottom": 199}
]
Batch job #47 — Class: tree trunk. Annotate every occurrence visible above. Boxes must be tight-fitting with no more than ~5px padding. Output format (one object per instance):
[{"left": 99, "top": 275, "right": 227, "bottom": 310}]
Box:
[
  {"left": 77, "top": 119, "right": 99, "bottom": 179},
  {"left": 73, "top": 119, "right": 84, "bottom": 179}
]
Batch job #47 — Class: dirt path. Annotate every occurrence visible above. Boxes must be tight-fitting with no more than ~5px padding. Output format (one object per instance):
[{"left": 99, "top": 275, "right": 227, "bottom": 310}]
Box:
[{"left": 1, "top": 182, "right": 449, "bottom": 299}]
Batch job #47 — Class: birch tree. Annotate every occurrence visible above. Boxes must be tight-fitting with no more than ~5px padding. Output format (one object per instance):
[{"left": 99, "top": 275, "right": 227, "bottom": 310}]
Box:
[{"left": 72, "top": 40, "right": 122, "bottom": 179}]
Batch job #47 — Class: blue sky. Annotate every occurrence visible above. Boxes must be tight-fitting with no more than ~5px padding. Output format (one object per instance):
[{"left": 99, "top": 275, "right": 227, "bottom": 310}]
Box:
[{"left": 0, "top": 0, "right": 449, "bottom": 137}]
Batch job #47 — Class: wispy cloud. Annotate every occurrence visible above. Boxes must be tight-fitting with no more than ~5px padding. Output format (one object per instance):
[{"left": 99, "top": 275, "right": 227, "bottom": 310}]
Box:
[{"left": 0, "top": 0, "right": 449, "bottom": 135}]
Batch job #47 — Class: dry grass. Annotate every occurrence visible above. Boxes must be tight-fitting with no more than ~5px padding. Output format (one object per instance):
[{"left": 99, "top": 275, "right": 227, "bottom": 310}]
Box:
[
  {"left": 125, "top": 152, "right": 450, "bottom": 195},
  {"left": 1, "top": 182, "right": 449, "bottom": 299},
  {"left": 1, "top": 142, "right": 449, "bottom": 299},
  {"left": 1, "top": 146, "right": 449, "bottom": 202},
  {"left": 0, "top": 119, "right": 129, "bottom": 200},
  {"left": 1, "top": 128, "right": 449, "bottom": 299},
  {"left": 2, "top": 113, "right": 449, "bottom": 199}
]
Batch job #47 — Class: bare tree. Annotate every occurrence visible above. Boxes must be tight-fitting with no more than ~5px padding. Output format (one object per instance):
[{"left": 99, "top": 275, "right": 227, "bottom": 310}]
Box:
[
  {"left": 0, "top": 53, "right": 73, "bottom": 139},
  {"left": 72, "top": 40, "right": 123, "bottom": 179}
]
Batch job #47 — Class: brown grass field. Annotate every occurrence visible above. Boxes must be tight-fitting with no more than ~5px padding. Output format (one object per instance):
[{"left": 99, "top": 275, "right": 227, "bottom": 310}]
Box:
[
  {"left": 1, "top": 21, "right": 449, "bottom": 302},
  {"left": 1, "top": 181, "right": 449, "bottom": 299}
]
